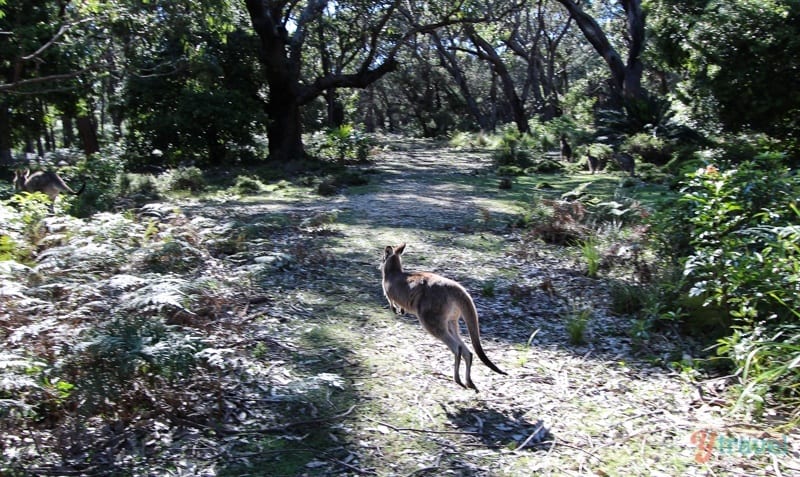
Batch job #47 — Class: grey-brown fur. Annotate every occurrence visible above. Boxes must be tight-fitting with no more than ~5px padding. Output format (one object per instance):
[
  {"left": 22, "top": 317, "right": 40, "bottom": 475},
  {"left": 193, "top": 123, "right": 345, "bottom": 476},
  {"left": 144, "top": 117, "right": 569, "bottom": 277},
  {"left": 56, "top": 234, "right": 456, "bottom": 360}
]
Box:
[
  {"left": 560, "top": 135, "right": 572, "bottom": 162},
  {"left": 381, "top": 244, "right": 506, "bottom": 392},
  {"left": 13, "top": 169, "right": 85, "bottom": 211},
  {"left": 587, "top": 154, "right": 599, "bottom": 174},
  {"left": 614, "top": 153, "right": 636, "bottom": 176}
]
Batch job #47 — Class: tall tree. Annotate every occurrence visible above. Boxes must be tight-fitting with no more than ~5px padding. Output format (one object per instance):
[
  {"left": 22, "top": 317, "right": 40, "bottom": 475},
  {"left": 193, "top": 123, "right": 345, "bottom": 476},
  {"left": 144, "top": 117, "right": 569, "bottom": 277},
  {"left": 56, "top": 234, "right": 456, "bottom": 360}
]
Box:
[
  {"left": 244, "top": 0, "right": 399, "bottom": 162},
  {"left": 0, "top": 1, "right": 110, "bottom": 165},
  {"left": 554, "top": 0, "right": 645, "bottom": 105},
  {"left": 243, "top": 0, "right": 472, "bottom": 162}
]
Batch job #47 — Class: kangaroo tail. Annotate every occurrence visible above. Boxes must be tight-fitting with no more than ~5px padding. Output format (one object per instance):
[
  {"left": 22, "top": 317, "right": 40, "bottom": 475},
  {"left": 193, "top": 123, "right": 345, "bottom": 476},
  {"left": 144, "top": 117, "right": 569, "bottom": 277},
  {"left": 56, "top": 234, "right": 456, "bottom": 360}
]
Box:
[
  {"left": 72, "top": 181, "right": 86, "bottom": 195},
  {"left": 460, "top": 292, "right": 507, "bottom": 375}
]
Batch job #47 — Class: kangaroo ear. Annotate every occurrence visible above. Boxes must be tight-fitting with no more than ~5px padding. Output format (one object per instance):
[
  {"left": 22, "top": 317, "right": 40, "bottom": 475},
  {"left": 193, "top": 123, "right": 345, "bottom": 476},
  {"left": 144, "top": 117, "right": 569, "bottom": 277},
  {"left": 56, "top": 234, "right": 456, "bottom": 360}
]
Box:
[
  {"left": 383, "top": 246, "right": 394, "bottom": 260},
  {"left": 395, "top": 243, "right": 406, "bottom": 255}
]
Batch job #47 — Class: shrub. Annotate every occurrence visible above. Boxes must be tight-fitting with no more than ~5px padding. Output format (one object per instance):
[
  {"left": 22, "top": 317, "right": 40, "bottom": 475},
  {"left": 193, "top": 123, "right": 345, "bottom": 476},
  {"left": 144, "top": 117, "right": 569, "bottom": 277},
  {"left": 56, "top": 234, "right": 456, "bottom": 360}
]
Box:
[
  {"left": 159, "top": 166, "right": 207, "bottom": 192},
  {"left": 609, "top": 281, "right": 647, "bottom": 315},
  {"left": 496, "top": 165, "right": 525, "bottom": 176},
  {"left": 233, "top": 175, "right": 267, "bottom": 195},
  {"left": 579, "top": 236, "right": 601, "bottom": 278},
  {"left": 492, "top": 129, "right": 538, "bottom": 168},
  {"left": 622, "top": 132, "right": 672, "bottom": 165},
  {"left": 65, "top": 312, "right": 202, "bottom": 413},
  {"left": 308, "top": 124, "right": 374, "bottom": 163},
  {"left": 656, "top": 153, "right": 800, "bottom": 418},
  {"left": 565, "top": 305, "right": 592, "bottom": 345},
  {"left": 520, "top": 198, "right": 590, "bottom": 245},
  {"left": 69, "top": 147, "right": 126, "bottom": 217},
  {"left": 525, "top": 158, "right": 564, "bottom": 174}
]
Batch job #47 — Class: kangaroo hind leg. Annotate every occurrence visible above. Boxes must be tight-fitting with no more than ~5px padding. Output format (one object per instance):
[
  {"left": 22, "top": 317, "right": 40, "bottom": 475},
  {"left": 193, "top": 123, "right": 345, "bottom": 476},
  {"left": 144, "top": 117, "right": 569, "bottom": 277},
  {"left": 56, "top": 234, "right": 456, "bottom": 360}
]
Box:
[{"left": 446, "top": 319, "right": 477, "bottom": 392}]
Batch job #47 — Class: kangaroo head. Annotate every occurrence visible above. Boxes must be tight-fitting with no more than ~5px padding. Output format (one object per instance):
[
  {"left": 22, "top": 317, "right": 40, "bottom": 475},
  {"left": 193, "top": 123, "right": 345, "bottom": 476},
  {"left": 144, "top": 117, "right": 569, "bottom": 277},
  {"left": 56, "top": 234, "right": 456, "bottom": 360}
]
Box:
[
  {"left": 381, "top": 243, "right": 406, "bottom": 273},
  {"left": 12, "top": 169, "right": 27, "bottom": 189}
]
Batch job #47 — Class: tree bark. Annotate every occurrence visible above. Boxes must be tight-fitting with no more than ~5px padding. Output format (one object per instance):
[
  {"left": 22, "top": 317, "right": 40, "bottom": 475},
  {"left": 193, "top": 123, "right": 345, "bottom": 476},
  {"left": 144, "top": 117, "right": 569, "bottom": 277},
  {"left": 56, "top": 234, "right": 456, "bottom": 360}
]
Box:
[
  {"left": 0, "top": 100, "right": 12, "bottom": 167},
  {"left": 76, "top": 115, "right": 99, "bottom": 156},
  {"left": 466, "top": 25, "right": 529, "bottom": 134},
  {"left": 430, "top": 31, "right": 490, "bottom": 131},
  {"left": 554, "top": 0, "right": 645, "bottom": 104}
]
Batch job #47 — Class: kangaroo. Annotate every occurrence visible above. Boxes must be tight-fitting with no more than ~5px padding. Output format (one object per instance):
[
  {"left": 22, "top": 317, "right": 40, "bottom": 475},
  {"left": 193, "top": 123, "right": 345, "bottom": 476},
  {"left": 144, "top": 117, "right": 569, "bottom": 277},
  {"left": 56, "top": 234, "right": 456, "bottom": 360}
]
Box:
[
  {"left": 613, "top": 153, "right": 636, "bottom": 176},
  {"left": 587, "top": 154, "right": 599, "bottom": 174},
  {"left": 13, "top": 169, "right": 86, "bottom": 212},
  {"left": 560, "top": 135, "right": 573, "bottom": 162},
  {"left": 381, "top": 244, "right": 506, "bottom": 392}
]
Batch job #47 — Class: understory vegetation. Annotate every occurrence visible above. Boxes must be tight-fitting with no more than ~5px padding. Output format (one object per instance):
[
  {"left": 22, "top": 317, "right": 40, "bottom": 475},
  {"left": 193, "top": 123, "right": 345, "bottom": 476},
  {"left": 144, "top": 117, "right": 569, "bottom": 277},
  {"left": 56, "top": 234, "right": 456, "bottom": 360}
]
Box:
[
  {"left": 2, "top": 0, "right": 799, "bottom": 474},
  {"left": 2, "top": 130, "right": 798, "bottom": 474}
]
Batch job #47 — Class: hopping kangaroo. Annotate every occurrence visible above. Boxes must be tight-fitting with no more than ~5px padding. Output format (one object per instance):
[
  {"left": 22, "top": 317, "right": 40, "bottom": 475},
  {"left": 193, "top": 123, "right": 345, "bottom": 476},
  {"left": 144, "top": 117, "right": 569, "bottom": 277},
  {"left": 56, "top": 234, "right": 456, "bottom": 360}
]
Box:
[
  {"left": 381, "top": 244, "right": 506, "bottom": 391},
  {"left": 13, "top": 169, "right": 85, "bottom": 212}
]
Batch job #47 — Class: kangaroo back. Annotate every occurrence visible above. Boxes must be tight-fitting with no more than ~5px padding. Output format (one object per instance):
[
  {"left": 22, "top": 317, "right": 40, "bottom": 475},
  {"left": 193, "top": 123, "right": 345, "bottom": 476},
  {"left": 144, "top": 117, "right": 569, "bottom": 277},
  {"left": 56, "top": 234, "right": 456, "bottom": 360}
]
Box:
[{"left": 16, "top": 170, "right": 85, "bottom": 197}]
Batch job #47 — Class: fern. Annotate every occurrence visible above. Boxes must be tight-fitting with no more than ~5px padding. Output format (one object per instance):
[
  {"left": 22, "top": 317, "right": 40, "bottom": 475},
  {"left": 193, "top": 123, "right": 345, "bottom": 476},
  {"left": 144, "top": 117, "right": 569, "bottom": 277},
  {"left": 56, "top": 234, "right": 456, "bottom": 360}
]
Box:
[{"left": 120, "top": 277, "right": 193, "bottom": 314}]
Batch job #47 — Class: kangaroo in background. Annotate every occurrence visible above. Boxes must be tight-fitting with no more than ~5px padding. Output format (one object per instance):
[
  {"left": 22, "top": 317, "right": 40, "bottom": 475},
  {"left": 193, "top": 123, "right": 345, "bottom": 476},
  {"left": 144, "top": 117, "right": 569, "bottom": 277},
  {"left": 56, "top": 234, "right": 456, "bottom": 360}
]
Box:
[
  {"left": 13, "top": 169, "right": 86, "bottom": 212},
  {"left": 614, "top": 153, "right": 636, "bottom": 176},
  {"left": 560, "top": 135, "right": 573, "bottom": 162},
  {"left": 381, "top": 243, "right": 507, "bottom": 392}
]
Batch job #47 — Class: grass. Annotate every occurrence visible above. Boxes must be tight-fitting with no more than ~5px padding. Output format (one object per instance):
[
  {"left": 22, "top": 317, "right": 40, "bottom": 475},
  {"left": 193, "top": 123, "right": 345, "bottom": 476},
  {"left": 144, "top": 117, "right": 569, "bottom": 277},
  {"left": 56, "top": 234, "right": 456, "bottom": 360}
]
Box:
[
  {"left": 580, "top": 236, "right": 602, "bottom": 278},
  {"left": 565, "top": 306, "right": 592, "bottom": 345}
]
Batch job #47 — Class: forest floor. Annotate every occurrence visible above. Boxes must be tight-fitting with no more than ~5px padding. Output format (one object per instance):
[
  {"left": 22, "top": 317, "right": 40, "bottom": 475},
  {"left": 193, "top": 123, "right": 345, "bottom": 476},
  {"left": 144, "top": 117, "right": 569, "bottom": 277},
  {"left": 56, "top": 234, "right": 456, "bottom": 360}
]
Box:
[{"left": 2, "top": 138, "right": 798, "bottom": 476}]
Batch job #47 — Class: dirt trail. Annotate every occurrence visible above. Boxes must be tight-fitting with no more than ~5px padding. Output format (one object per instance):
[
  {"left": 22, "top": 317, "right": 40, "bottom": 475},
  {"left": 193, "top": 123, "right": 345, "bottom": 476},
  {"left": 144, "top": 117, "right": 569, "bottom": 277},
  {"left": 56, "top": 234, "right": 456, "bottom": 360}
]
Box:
[{"left": 187, "top": 139, "right": 796, "bottom": 476}]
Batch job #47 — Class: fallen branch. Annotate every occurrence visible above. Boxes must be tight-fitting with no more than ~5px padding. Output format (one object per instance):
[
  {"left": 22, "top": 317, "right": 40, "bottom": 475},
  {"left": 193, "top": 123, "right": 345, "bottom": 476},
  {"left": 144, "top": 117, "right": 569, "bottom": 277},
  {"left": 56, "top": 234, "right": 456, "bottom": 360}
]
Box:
[{"left": 367, "top": 418, "right": 482, "bottom": 436}]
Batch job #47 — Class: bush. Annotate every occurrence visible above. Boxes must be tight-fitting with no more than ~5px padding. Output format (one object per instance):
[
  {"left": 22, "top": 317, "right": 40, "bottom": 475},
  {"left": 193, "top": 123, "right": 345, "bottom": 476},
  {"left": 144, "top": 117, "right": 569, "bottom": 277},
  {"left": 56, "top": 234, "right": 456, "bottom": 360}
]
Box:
[
  {"left": 655, "top": 153, "right": 800, "bottom": 418},
  {"left": 71, "top": 147, "right": 127, "bottom": 216},
  {"left": 492, "top": 129, "right": 538, "bottom": 168},
  {"left": 525, "top": 158, "right": 564, "bottom": 174},
  {"left": 65, "top": 312, "right": 202, "bottom": 413},
  {"left": 233, "top": 175, "right": 267, "bottom": 195},
  {"left": 159, "top": 166, "right": 207, "bottom": 192},
  {"left": 308, "top": 124, "right": 374, "bottom": 163},
  {"left": 622, "top": 132, "right": 672, "bottom": 165}
]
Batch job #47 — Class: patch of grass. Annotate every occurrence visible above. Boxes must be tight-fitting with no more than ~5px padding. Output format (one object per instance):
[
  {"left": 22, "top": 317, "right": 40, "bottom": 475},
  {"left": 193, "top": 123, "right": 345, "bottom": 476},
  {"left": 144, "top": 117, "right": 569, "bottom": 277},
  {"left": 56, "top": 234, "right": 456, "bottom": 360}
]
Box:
[
  {"left": 565, "top": 306, "right": 592, "bottom": 345},
  {"left": 481, "top": 280, "right": 496, "bottom": 297},
  {"left": 579, "top": 236, "right": 601, "bottom": 278},
  {"left": 609, "top": 281, "right": 647, "bottom": 315}
]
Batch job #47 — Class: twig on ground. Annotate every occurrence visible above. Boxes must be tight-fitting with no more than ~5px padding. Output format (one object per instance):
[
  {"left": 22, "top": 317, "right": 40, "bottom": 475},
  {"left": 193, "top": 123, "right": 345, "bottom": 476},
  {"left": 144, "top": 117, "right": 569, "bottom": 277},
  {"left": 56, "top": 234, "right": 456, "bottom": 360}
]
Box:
[{"left": 367, "top": 418, "right": 483, "bottom": 436}]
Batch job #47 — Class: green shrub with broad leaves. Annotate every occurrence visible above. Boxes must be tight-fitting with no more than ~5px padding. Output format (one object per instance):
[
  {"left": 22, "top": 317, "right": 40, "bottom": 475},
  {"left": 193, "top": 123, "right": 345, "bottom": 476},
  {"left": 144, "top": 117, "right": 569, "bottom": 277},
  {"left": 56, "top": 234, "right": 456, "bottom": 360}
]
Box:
[
  {"left": 69, "top": 147, "right": 126, "bottom": 217},
  {"left": 659, "top": 153, "right": 799, "bottom": 419}
]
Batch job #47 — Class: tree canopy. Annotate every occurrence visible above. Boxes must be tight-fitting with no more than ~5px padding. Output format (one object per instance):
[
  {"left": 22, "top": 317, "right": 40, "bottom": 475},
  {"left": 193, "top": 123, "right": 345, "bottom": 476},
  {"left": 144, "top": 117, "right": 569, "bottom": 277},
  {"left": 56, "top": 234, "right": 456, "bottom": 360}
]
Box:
[{"left": 0, "top": 0, "right": 798, "bottom": 164}]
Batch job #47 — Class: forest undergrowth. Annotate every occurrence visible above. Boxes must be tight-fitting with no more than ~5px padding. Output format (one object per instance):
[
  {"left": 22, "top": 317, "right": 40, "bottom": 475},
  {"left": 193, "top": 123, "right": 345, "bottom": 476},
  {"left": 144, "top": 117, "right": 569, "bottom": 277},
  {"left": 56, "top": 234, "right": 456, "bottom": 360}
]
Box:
[{"left": 1, "top": 139, "right": 798, "bottom": 476}]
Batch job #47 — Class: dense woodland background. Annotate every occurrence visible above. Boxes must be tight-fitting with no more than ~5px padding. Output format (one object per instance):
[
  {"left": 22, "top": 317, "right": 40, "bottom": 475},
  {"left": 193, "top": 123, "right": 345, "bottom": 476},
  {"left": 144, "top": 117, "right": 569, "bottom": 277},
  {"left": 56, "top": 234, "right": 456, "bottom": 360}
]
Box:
[{"left": 1, "top": 0, "right": 799, "bottom": 475}]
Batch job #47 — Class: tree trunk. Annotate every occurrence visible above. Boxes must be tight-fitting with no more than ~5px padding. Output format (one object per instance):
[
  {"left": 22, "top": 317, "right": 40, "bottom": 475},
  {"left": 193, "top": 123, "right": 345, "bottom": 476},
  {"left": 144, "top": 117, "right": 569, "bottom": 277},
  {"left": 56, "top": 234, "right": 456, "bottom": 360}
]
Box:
[
  {"left": 0, "top": 100, "right": 12, "bottom": 167},
  {"left": 76, "top": 115, "right": 100, "bottom": 156},
  {"left": 431, "top": 32, "right": 491, "bottom": 131},
  {"left": 554, "top": 0, "right": 645, "bottom": 104},
  {"left": 467, "top": 26, "right": 529, "bottom": 134},
  {"left": 622, "top": 0, "right": 645, "bottom": 101},
  {"left": 266, "top": 87, "right": 305, "bottom": 162},
  {"left": 62, "top": 114, "right": 74, "bottom": 148}
]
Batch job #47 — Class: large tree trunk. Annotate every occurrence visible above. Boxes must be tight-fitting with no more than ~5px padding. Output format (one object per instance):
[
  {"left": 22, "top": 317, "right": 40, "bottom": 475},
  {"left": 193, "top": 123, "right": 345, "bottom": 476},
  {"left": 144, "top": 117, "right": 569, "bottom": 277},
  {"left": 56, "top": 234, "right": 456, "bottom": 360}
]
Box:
[
  {"left": 467, "top": 25, "right": 529, "bottom": 134},
  {"left": 0, "top": 100, "right": 12, "bottom": 167},
  {"left": 76, "top": 114, "right": 100, "bottom": 156},
  {"left": 245, "top": 0, "right": 399, "bottom": 162},
  {"left": 266, "top": 89, "right": 305, "bottom": 162},
  {"left": 554, "top": 0, "right": 645, "bottom": 104},
  {"left": 430, "top": 32, "right": 491, "bottom": 131}
]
